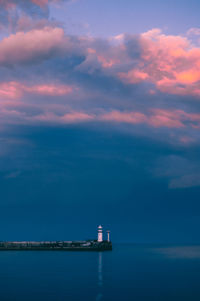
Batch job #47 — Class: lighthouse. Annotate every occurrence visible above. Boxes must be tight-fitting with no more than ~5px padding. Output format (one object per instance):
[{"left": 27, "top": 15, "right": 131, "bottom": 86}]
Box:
[
  {"left": 98, "top": 225, "right": 103, "bottom": 242},
  {"left": 107, "top": 230, "right": 110, "bottom": 242}
]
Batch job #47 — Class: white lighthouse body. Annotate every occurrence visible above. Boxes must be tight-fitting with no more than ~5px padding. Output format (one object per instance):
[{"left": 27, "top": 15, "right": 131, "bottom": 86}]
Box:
[{"left": 98, "top": 225, "right": 103, "bottom": 242}]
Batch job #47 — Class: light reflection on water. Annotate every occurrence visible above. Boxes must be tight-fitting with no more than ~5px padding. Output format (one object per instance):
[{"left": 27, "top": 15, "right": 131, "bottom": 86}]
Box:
[
  {"left": 151, "top": 245, "right": 200, "bottom": 259},
  {"left": 96, "top": 252, "right": 103, "bottom": 301}
]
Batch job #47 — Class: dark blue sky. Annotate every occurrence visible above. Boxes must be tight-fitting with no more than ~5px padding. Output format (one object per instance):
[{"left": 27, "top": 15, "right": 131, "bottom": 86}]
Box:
[
  {"left": 0, "top": 0, "right": 200, "bottom": 243},
  {"left": 1, "top": 124, "right": 200, "bottom": 243}
]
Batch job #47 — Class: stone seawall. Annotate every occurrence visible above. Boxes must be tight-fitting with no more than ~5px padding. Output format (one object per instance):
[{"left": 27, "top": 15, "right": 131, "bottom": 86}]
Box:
[{"left": 0, "top": 240, "right": 112, "bottom": 251}]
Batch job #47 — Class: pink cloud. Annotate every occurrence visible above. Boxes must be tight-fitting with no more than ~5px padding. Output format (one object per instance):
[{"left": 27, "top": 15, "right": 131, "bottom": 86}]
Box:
[
  {"left": 31, "top": 0, "right": 49, "bottom": 7},
  {"left": 0, "top": 27, "right": 65, "bottom": 65},
  {"left": 61, "top": 112, "right": 95, "bottom": 123},
  {"left": 26, "top": 109, "right": 187, "bottom": 128},
  {"left": 1, "top": 100, "right": 200, "bottom": 131},
  {"left": 87, "top": 43, "right": 126, "bottom": 69},
  {"left": 100, "top": 109, "right": 200, "bottom": 129},
  {"left": 24, "top": 84, "right": 73, "bottom": 96},
  {"left": 0, "top": 82, "right": 22, "bottom": 99},
  {"left": 0, "top": 82, "right": 199, "bottom": 130},
  {"left": 0, "top": 81, "right": 73, "bottom": 100},
  {"left": 30, "top": 111, "right": 94, "bottom": 124},
  {"left": 118, "top": 69, "right": 149, "bottom": 84},
  {"left": 149, "top": 109, "right": 185, "bottom": 128},
  {"left": 100, "top": 111, "right": 147, "bottom": 124},
  {"left": 119, "top": 29, "right": 200, "bottom": 97}
]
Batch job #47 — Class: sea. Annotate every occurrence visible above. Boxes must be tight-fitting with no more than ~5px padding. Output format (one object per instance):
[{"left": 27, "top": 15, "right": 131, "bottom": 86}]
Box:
[{"left": 1, "top": 244, "right": 200, "bottom": 300}]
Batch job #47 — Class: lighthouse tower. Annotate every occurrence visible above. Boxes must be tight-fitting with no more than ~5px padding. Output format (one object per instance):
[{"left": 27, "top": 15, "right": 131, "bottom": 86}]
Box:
[
  {"left": 107, "top": 230, "right": 110, "bottom": 242},
  {"left": 98, "top": 225, "right": 103, "bottom": 242}
]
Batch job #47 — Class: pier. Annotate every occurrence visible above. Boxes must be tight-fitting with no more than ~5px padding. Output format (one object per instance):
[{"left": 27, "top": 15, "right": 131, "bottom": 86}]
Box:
[{"left": 0, "top": 226, "right": 112, "bottom": 251}]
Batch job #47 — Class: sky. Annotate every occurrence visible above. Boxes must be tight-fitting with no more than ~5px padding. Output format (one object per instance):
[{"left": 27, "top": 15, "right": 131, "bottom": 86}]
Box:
[
  {"left": 0, "top": 0, "right": 200, "bottom": 243},
  {"left": 51, "top": 0, "right": 200, "bottom": 37}
]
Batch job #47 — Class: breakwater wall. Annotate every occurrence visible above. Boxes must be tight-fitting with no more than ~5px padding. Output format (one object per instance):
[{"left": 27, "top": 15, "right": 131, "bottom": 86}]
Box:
[{"left": 0, "top": 240, "right": 112, "bottom": 251}]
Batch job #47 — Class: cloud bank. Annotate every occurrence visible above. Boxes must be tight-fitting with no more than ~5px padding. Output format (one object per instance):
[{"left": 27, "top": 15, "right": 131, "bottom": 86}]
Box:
[{"left": 1, "top": 0, "right": 200, "bottom": 189}]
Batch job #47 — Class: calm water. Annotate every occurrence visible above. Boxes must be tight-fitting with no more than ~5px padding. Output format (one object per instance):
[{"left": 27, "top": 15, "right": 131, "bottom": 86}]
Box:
[{"left": 1, "top": 244, "right": 200, "bottom": 300}]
